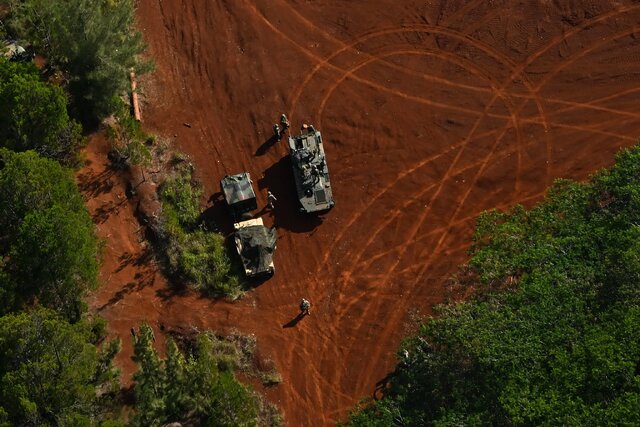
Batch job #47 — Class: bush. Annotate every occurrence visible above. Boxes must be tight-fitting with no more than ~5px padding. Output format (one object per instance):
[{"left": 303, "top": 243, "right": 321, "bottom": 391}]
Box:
[{"left": 157, "top": 165, "right": 243, "bottom": 298}]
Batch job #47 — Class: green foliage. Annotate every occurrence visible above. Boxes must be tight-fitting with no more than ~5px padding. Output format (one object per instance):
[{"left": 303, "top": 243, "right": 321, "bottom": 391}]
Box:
[
  {"left": 10, "top": 0, "right": 150, "bottom": 122},
  {"left": 0, "top": 308, "right": 120, "bottom": 426},
  {"left": 0, "top": 149, "right": 98, "bottom": 320},
  {"left": 132, "top": 324, "right": 259, "bottom": 426},
  {"left": 0, "top": 57, "right": 84, "bottom": 165},
  {"left": 159, "top": 166, "right": 202, "bottom": 231},
  {"left": 157, "top": 166, "right": 242, "bottom": 298},
  {"left": 348, "top": 145, "right": 640, "bottom": 425},
  {"left": 107, "top": 99, "right": 152, "bottom": 168}
]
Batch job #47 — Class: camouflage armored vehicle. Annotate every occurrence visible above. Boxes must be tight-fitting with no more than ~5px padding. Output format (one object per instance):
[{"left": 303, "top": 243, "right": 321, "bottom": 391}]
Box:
[
  {"left": 288, "top": 126, "right": 335, "bottom": 213},
  {"left": 221, "top": 173, "right": 276, "bottom": 277}
]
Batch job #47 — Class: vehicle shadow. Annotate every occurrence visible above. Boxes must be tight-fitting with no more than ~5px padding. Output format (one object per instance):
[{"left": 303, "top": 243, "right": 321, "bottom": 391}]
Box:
[{"left": 258, "top": 155, "right": 323, "bottom": 233}]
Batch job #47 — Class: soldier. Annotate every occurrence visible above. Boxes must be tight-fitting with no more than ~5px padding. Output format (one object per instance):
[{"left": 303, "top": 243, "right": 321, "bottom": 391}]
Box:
[
  {"left": 273, "top": 123, "right": 281, "bottom": 141},
  {"left": 280, "top": 113, "right": 290, "bottom": 131},
  {"left": 300, "top": 298, "right": 311, "bottom": 316},
  {"left": 267, "top": 190, "right": 277, "bottom": 209}
]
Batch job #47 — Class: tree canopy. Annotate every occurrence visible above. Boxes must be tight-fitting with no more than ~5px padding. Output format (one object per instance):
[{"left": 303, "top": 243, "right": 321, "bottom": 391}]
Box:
[
  {"left": 0, "top": 308, "right": 120, "bottom": 426},
  {"left": 0, "top": 149, "right": 98, "bottom": 321},
  {"left": 0, "top": 57, "right": 83, "bottom": 165},
  {"left": 10, "top": 0, "right": 149, "bottom": 122},
  {"left": 347, "top": 145, "right": 640, "bottom": 426},
  {"left": 132, "top": 324, "right": 258, "bottom": 426}
]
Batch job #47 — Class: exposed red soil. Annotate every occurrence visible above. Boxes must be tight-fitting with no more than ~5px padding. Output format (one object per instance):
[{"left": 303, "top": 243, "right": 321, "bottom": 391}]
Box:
[{"left": 81, "top": 1, "right": 640, "bottom": 425}]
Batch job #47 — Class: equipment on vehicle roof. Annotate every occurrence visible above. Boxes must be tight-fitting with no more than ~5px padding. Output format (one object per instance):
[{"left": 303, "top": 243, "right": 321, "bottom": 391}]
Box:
[{"left": 288, "top": 126, "right": 335, "bottom": 213}]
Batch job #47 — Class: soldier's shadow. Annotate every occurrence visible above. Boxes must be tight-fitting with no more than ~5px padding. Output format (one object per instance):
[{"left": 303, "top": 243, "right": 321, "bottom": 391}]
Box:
[
  {"left": 255, "top": 135, "right": 279, "bottom": 156},
  {"left": 282, "top": 312, "right": 306, "bottom": 328}
]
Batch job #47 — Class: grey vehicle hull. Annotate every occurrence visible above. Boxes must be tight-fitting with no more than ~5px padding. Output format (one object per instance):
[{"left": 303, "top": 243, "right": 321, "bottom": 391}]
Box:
[{"left": 288, "top": 129, "right": 335, "bottom": 213}]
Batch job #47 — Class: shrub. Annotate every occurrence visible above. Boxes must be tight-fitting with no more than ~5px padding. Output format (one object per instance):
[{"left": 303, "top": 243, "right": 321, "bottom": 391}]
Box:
[{"left": 157, "top": 165, "right": 244, "bottom": 298}]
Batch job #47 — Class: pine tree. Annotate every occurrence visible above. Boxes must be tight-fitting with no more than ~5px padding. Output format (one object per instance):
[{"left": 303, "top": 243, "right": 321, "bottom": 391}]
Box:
[{"left": 10, "top": 0, "right": 150, "bottom": 122}]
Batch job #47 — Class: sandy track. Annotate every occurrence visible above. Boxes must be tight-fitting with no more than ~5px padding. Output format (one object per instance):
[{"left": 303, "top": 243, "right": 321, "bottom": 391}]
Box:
[{"left": 82, "top": 1, "right": 640, "bottom": 425}]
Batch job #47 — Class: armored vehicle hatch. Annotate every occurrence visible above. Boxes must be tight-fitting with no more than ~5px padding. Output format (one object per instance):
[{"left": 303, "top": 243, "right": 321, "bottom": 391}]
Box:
[
  {"left": 221, "top": 172, "right": 257, "bottom": 219},
  {"left": 288, "top": 127, "right": 334, "bottom": 213},
  {"left": 233, "top": 217, "right": 276, "bottom": 277}
]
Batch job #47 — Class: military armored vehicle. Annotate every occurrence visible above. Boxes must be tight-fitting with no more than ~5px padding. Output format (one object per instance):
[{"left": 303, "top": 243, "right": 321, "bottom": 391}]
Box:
[
  {"left": 288, "top": 126, "right": 335, "bottom": 213},
  {"left": 221, "top": 173, "right": 276, "bottom": 277}
]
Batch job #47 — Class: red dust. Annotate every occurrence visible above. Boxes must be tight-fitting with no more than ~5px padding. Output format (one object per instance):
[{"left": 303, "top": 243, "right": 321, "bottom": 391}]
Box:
[{"left": 81, "top": 1, "right": 640, "bottom": 425}]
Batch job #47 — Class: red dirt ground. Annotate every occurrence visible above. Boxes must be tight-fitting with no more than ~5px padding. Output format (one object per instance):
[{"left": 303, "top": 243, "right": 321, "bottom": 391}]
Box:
[{"left": 81, "top": 1, "right": 640, "bottom": 425}]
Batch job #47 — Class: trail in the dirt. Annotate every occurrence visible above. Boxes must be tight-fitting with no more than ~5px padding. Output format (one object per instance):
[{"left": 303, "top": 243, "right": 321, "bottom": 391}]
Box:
[{"left": 83, "top": 1, "right": 640, "bottom": 425}]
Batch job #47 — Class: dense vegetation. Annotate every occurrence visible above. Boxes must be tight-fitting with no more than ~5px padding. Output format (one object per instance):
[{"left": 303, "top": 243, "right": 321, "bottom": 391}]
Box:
[
  {"left": 9, "top": 0, "right": 149, "bottom": 123},
  {"left": 348, "top": 146, "right": 640, "bottom": 426},
  {"left": 0, "top": 149, "right": 99, "bottom": 321},
  {"left": 132, "top": 324, "right": 261, "bottom": 426},
  {"left": 0, "top": 58, "right": 83, "bottom": 165},
  {"left": 0, "top": 3, "right": 261, "bottom": 425},
  {"left": 157, "top": 164, "right": 242, "bottom": 298},
  {"left": 0, "top": 308, "right": 120, "bottom": 426}
]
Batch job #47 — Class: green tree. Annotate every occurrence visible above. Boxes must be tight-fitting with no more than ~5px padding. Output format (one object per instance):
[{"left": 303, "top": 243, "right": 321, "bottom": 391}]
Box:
[
  {"left": 10, "top": 0, "right": 149, "bottom": 122},
  {"left": 0, "top": 308, "right": 120, "bottom": 426},
  {"left": 0, "top": 57, "right": 83, "bottom": 165},
  {"left": 131, "top": 324, "right": 258, "bottom": 426},
  {"left": 0, "top": 149, "right": 98, "bottom": 320}
]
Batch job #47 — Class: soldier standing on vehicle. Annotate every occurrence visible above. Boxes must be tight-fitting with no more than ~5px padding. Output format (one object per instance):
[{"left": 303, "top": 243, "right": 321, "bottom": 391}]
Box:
[
  {"left": 280, "top": 113, "right": 290, "bottom": 132},
  {"left": 300, "top": 298, "right": 311, "bottom": 316},
  {"left": 273, "top": 123, "right": 281, "bottom": 141},
  {"left": 267, "top": 190, "right": 277, "bottom": 209}
]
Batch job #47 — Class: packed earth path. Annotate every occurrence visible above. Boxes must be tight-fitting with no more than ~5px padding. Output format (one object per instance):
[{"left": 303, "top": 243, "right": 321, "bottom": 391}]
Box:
[{"left": 82, "top": 1, "right": 640, "bottom": 425}]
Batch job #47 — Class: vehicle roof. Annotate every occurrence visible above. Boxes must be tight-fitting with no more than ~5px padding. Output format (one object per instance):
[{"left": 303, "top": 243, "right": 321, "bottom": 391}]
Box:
[{"left": 221, "top": 172, "right": 256, "bottom": 206}]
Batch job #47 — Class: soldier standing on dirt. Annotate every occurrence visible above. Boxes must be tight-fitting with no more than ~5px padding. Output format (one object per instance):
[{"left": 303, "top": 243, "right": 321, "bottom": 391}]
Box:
[
  {"left": 280, "top": 113, "right": 290, "bottom": 132},
  {"left": 300, "top": 298, "right": 311, "bottom": 316},
  {"left": 273, "top": 123, "right": 281, "bottom": 141},
  {"left": 267, "top": 190, "right": 277, "bottom": 209}
]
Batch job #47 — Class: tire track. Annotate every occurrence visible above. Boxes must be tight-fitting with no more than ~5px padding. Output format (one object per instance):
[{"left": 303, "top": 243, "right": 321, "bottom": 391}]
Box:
[{"left": 344, "top": 6, "right": 640, "bottom": 393}]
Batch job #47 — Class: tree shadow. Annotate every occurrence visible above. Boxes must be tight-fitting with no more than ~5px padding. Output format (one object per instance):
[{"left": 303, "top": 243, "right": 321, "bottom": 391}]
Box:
[
  {"left": 92, "top": 198, "right": 128, "bottom": 224},
  {"left": 258, "top": 156, "right": 323, "bottom": 233},
  {"left": 254, "top": 135, "right": 280, "bottom": 156},
  {"left": 282, "top": 312, "right": 306, "bottom": 328},
  {"left": 373, "top": 371, "right": 396, "bottom": 401},
  {"left": 97, "top": 248, "right": 159, "bottom": 310},
  {"left": 77, "top": 166, "right": 117, "bottom": 198}
]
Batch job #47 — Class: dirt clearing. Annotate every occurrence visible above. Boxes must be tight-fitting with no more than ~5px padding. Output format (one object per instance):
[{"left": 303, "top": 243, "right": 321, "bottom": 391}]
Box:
[{"left": 83, "top": 1, "right": 640, "bottom": 425}]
